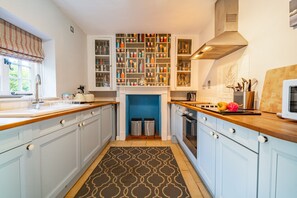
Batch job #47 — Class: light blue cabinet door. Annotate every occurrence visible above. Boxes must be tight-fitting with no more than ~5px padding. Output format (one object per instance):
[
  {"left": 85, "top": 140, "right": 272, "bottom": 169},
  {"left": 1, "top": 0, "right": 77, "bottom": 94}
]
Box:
[
  {"left": 258, "top": 134, "right": 297, "bottom": 198},
  {"left": 101, "top": 105, "right": 113, "bottom": 145},
  {"left": 0, "top": 143, "right": 34, "bottom": 198},
  {"left": 197, "top": 123, "right": 216, "bottom": 195},
  {"left": 80, "top": 115, "right": 101, "bottom": 168},
  {"left": 33, "top": 124, "right": 80, "bottom": 198},
  {"left": 215, "top": 133, "right": 258, "bottom": 198}
]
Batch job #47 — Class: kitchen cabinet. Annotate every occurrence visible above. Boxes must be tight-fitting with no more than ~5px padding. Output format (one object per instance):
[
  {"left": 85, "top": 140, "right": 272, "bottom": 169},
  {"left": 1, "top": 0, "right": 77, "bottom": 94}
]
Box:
[
  {"left": 171, "top": 35, "right": 198, "bottom": 91},
  {"left": 258, "top": 134, "right": 297, "bottom": 198},
  {"left": 115, "top": 33, "right": 171, "bottom": 87},
  {"left": 197, "top": 113, "right": 258, "bottom": 197},
  {"left": 215, "top": 132, "right": 258, "bottom": 198},
  {"left": 80, "top": 109, "right": 101, "bottom": 168},
  {"left": 197, "top": 118, "right": 216, "bottom": 194},
  {"left": 87, "top": 35, "right": 116, "bottom": 91},
  {"left": 33, "top": 124, "right": 80, "bottom": 198},
  {"left": 101, "top": 105, "right": 113, "bottom": 145},
  {"left": 174, "top": 105, "right": 184, "bottom": 141},
  {"left": 0, "top": 125, "right": 34, "bottom": 198}
]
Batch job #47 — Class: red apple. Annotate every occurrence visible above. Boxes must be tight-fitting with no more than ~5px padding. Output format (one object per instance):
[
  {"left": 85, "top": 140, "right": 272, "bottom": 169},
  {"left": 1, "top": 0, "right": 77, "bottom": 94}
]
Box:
[{"left": 227, "top": 102, "right": 239, "bottom": 112}]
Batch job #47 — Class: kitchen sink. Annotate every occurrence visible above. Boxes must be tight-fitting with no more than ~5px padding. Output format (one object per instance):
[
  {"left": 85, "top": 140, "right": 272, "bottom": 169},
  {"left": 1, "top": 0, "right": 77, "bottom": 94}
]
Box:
[{"left": 0, "top": 103, "right": 90, "bottom": 118}]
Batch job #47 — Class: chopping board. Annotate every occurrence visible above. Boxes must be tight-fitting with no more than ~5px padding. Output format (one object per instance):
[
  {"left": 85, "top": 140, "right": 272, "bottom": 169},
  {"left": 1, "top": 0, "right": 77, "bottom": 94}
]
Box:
[{"left": 260, "top": 64, "right": 297, "bottom": 113}]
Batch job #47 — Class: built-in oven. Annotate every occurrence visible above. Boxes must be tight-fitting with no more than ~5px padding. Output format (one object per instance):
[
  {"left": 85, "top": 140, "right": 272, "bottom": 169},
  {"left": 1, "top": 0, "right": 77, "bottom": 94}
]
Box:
[{"left": 182, "top": 109, "right": 197, "bottom": 158}]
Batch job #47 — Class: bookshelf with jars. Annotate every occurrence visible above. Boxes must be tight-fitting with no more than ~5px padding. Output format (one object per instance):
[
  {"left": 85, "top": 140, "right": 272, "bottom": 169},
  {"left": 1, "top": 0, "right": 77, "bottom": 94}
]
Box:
[
  {"left": 87, "top": 36, "right": 116, "bottom": 91},
  {"left": 115, "top": 33, "right": 171, "bottom": 87},
  {"left": 171, "top": 35, "right": 198, "bottom": 91}
]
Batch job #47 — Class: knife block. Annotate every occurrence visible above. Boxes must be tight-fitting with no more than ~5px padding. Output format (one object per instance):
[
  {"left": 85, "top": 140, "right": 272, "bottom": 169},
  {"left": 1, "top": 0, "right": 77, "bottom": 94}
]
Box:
[{"left": 234, "top": 91, "right": 255, "bottom": 109}]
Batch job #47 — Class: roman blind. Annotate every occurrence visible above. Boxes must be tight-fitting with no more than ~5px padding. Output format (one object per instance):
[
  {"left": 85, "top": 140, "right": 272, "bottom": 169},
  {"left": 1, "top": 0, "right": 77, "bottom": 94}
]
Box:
[{"left": 0, "top": 19, "right": 44, "bottom": 63}]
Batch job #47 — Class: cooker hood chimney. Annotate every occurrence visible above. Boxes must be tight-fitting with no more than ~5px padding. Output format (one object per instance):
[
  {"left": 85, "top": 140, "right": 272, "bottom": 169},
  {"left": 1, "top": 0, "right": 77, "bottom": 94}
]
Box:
[{"left": 191, "top": 0, "right": 247, "bottom": 60}]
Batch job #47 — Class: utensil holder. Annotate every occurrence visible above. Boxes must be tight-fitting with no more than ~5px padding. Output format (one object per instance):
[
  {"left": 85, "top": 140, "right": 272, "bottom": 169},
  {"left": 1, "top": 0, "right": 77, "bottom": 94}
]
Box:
[{"left": 234, "top": 91, "right": 255, "bottom": 109}]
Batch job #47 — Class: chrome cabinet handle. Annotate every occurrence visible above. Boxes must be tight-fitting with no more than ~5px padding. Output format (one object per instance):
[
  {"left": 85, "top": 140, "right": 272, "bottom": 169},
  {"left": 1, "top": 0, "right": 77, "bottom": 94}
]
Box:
[
  {"left": 213, "top": 134, "right": 219, "bottom": 139},
  {"left": 258, "top": 135, "right": 268, "bottom": 143},
  {"left": 78, "top": 123, "right": 82, "bottom": 127},
  {"left": 210, "top": 131, "right": 215, "bottom": 136},
  {"left": 60, "top": 119, "right": 66, "bottom": 125},
  {"left": 202, "top": 117, "right": 207, "bottom": 121},
  {"left": 229, "top": 128, "right": 236, "bottom": 134},
  {"left": 91, "top": 111, "right": 95, "bottom": 115},
  {"left": 82, "top": 122, "right": 85, "bottom": 126},
  {"left": 26, "top": 144, "right": 35, "bottom": 151}
]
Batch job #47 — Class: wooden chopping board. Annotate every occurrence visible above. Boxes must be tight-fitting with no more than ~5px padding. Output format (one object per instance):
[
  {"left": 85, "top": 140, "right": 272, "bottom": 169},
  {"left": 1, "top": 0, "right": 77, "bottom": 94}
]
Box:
[{"left": 260, "top": 64, "right": 297, "bottom": 113}]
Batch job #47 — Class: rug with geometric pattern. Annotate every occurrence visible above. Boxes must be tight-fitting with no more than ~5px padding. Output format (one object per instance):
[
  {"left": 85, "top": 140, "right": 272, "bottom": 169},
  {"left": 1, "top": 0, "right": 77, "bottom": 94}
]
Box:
[{"left": 75, "top": 147, "right": 191, "bottom": 198}]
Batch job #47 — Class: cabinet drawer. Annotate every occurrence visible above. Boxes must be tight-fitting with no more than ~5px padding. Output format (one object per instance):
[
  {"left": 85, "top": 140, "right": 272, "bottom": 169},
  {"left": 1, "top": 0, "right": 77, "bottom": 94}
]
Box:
[
  {"left": 217, "top": 119, "right": 259, "bottom": 153},
  {"left": 0, "top": 125, "right": 32, "bottom": 154},
  {"left": 81, "top": 107, "right": 101, "bottom": 120},
  {"left": 198, "top": 112, "right": 216, "bottom": 130},
  {"left": 34, "top": 113, "right": 79, "bottom": 138}
]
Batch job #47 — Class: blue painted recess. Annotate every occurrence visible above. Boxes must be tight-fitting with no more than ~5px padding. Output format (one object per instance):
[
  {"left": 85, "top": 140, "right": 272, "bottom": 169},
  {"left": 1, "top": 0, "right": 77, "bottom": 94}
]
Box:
[{"left": 126, "top": 95, "right": 161, "bottom": 136}]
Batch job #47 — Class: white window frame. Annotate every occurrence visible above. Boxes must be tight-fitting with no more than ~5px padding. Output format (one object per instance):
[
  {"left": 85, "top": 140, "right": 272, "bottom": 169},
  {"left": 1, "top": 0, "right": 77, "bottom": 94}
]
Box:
[{"left": 0, "top": 56, "right": 41, "bottom": 96}]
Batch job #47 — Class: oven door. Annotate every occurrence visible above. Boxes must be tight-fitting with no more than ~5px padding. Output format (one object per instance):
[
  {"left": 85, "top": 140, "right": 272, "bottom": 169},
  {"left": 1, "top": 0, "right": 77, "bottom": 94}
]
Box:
[{"left": 183, "top": 114, "right": 197, "bottom": 158}]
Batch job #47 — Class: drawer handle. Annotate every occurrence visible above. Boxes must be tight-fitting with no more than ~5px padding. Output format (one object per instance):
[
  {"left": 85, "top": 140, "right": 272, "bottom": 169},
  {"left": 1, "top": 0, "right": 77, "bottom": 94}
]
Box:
[
  {"left": 229, "top": 128, "right": 236, "bottom": 134},
  {"left": 60, "top": 120, "right": 66, "bottom": 125},
  {"left": 258, "top": 135, "right": 268, "bottom": 143},
  {"left": 203, "top": 117, "right": 207, "bottom": 121},
  {"left": 213, "top": 134, "right": 219, "bottom": 139},
  {"left": 26, "top": 144, "right": 35, "bottom": 151},
  {"left": 82, "top": 122, "right": 85, "bottom": 126},
  {"left": 91, "top": 111, "right": 95, "bottom": 115},
  {"left": 210, "top": 131, "right": 215, "bottom": 136},
  {"left": 78, "top": 123, "right": 82, "bottom": 127}
]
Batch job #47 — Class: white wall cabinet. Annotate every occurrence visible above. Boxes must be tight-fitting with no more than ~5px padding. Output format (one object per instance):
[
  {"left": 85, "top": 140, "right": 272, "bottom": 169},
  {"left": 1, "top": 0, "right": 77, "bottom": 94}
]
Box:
[
  {"left": 170, "top": 35, "right": 198, "bottom": 91},
  {"left": 87, "top": 35, "right": 116, "bottom": 91},
  {"left": 258, "top": 134, "right": 297, "bottom": 198},
  {"left": 101, "top": 105, "right": 113, "bottom": 145}
]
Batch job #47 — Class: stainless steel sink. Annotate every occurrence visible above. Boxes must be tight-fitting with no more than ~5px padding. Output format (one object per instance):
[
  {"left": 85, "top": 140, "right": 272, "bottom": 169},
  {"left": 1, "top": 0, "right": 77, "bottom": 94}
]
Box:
[{"left": 0, "top": 103, "right": 89, "bottom": 118}]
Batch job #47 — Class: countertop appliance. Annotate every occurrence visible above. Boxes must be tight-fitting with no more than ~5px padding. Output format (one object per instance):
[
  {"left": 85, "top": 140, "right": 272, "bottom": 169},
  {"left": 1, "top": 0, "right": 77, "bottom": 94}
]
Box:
[
  {"left": 187, "top": 92, "right": 196, "bottom": 101},
  {"left": 281, "top": 79, "right": 297, "bottom": 120},
  {"left": 182, "top": 108, "right": 197, "bottom": 158}
]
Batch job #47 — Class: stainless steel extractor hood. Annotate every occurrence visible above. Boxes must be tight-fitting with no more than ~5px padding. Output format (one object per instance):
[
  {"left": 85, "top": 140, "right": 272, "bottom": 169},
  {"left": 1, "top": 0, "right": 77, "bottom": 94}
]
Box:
[{"left": 191, "top": 0, "right": 248, "bottom": 60}]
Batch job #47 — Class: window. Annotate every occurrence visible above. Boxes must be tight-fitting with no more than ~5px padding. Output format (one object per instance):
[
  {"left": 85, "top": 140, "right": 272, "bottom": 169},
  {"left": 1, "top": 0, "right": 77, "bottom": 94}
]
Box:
[{"left": 0, "top": 56, "right": 40, "bottom": 95}]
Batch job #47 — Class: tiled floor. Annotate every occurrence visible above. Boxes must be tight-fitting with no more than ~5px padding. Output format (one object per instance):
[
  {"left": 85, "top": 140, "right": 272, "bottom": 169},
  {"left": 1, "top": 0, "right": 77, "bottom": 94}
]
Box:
[{"left": 65, "top": 140, "right": 212, "bottom": 198}]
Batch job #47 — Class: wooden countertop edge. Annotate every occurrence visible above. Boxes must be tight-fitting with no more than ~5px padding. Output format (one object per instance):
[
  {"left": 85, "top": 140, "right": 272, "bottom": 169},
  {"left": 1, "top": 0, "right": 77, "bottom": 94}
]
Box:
[
  {"left": 0, "top": 102, "right": 119, "bottom": 131},
  {"left": 169, "top": 101, "right": 297, "bottom": 143}
]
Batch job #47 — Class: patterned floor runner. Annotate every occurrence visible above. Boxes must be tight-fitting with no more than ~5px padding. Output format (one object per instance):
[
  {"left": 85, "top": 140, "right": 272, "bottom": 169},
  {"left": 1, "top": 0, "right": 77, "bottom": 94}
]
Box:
[{"left": 75, "top": 147, "right": 191, "bottom": 198}]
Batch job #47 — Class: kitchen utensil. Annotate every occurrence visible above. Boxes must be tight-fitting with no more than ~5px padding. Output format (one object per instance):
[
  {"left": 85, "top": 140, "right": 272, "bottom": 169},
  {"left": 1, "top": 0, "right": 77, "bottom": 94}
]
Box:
[
  {"left": 237, "top": 83, "right": 242, "bottom": 91},
  {"left": 248, "top": 79, "right": 252, "bottom": 91},
  {"left": 242, "top": 78, "right": 248, "bottom": 91},
  {"left": 251, "top": 78, "right": 258, "bottom": 91},
  {"left": 226, "top": 85, "right": 236, "bottom": 92}
]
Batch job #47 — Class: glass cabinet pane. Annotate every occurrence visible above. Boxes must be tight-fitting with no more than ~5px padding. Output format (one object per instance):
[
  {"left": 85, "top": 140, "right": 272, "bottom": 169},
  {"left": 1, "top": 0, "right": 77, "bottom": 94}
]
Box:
[
  {"left": 177, "top": 39, "right": 192, "bottom": 55},
  {"left": 94, "top": 39, "right": 111, "bottom": 88},
  {"left": 176, "top": 38, "right": 192, "bottom": 87}
]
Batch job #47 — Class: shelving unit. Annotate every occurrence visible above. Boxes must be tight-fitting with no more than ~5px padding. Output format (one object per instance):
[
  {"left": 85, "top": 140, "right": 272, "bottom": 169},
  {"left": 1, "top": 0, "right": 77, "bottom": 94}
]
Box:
[
  {"left": 116, "top": 33, "right": 171, "bottom": 87},
  {"left": 176, "top": 39, "right": 192, "bottom": 87}
]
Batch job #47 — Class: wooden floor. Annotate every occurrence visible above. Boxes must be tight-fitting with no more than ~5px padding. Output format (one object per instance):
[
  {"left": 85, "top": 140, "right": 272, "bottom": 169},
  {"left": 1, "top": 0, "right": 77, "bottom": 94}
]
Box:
[{"left": 65, "top": 140, "right": 212, "bottom": 198}]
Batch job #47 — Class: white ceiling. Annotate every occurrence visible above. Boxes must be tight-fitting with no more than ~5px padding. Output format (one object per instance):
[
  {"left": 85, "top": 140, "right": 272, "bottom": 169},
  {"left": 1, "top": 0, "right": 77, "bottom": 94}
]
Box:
[{"left": 51, "top": 0, "right": 215, "bottom": 35}]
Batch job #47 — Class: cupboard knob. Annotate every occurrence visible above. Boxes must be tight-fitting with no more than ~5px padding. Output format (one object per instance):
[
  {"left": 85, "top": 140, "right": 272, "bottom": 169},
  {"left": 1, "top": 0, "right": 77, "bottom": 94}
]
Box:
[
  {"left": 60, "top": 120, "right": 66, "bottom": 125},
  {"left": 210, "top": 131, "right": 215, "bottom": 136},
  {"left": 213, "top": 134, "right": 219, "bottom": 139},
  {"left": 91, "top": 111, "right": 95, "bottom": 115},
  {"left": 78, "top": 123, "right": 82, "bottom": 127},
  {"left": 229, "top": 128, "right": 236, "bottom": 134},
  {"left": 203, "top": 117, "right": 207, "bottom": 121},
  {"left": 258, "top": 135, "right": 268, "bottom": 143},
  {"left": 82, "top": 122, "right": 85, "bottom": 126},
  {"left": 26, "top": 144, "right": 35, "bottom": 151}
]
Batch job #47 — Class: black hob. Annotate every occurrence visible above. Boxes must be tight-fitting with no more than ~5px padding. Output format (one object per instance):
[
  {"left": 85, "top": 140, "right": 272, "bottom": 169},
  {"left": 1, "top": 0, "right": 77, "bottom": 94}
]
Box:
[{"left": 188, "top": 104, "right": 261, "bottom": 115}]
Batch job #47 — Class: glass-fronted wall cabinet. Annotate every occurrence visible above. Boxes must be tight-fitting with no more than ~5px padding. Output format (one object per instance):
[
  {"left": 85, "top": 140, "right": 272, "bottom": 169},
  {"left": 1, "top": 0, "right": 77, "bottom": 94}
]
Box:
[
  {"left": 87, "top": 36, "right": 116, "bottom": 91},
  {"left": 171, "top": 36, "right": 198, "bottom": 91},
  {"left": 115, "top": 33, "right": 171, "bottom": 87}
]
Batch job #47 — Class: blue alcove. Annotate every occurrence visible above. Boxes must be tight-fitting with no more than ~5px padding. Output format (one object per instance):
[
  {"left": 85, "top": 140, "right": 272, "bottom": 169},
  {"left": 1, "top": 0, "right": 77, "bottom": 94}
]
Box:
[{"left": 126, "top": 95, "right": 161, "bottom": 136}]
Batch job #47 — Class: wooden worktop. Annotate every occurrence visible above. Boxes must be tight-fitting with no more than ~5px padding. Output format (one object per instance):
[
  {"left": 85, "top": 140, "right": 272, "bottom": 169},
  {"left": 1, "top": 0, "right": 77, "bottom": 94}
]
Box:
[
  {"left": 169, "top": 101, "right": 297, "bottom": 143},
  {"left": 0, "top": 101, "right": 119, "bottom": 131}
]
